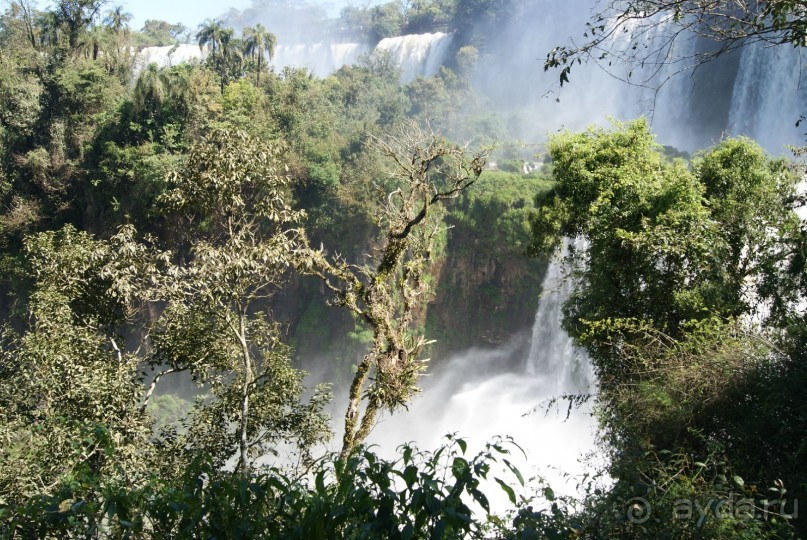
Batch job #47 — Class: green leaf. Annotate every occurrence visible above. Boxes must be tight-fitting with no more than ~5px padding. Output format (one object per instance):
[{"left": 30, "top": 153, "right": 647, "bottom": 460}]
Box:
[
  {"left": 502, "top": 459, "right": 524, "bottom": 486},
  {"left": 495, "top": 477, "right": 516, "bottom": 505},
  {"left": 457, "top": 438, "right": 467, "bottom": 454},
  {"left": 470, "top": 488, "right": 490, "bottom": 513}
]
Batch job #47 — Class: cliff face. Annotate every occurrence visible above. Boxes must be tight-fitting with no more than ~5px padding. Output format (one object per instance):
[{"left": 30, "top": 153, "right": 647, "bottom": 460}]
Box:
[
  {"left": 283, "top": 171, "right": 553, "bottom": 374},
  {"left": 282, "top": 227, "right": 547, "bottom": 382},
  {"left": 425, "top": 232, "right": 546, "bottom": 358}
]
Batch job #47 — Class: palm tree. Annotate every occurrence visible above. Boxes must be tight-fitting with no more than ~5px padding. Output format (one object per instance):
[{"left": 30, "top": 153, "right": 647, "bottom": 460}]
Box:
[
  {"left": 79, "top": 23, "right": 107, "bottom": 60},
  {"left": 197, "top": 19, "right": 236, "bottom": 92},
  {"left": 243, "top": 24, "right": 277, "bottom": 86},
  {"left": 54, "top": 0, "right": 107, "bottom": 52},
  {"left": 197, "top": 19, "right": 231, "bottom": 56},
  {"left": 104, "top": 6, "right": 131, "bottom": 39},
  {"left": 37, "top": 11, "right": 62, "bottom": 50},
  {"left": 134, "top": 63, "right": 169, "bottom": 115}
]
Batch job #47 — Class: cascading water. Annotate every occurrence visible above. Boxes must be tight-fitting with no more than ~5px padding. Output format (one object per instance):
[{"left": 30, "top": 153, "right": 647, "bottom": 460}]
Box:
[
  {"left": 375, "top": 32, "right": 454, "bottom": 82},
  {"left": 367, "top": 240, "right": 597, "bottom": 505},
  {"left": 132, "top": 33, "right": 453, "bottom": 83},
  {"left": 134, "top": 42, "right": 367, "bottom": 78},
  {"left": 728, "top": 42, "right": 807, "bottom": 154},
  {"left": 524, "top": 241, "right": 594, "bottom": 392}
]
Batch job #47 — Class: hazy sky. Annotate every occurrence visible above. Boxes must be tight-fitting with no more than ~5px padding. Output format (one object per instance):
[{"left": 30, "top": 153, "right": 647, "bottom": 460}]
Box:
[{"left": 119, "top": 0, "right": 378, "bottom": 31}]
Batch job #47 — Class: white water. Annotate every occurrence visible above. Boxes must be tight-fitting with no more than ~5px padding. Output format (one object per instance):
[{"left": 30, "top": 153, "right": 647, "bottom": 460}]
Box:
[
  {"left": 134, "top": 42, "right": 366, "bottom": 78},
  {"left": 366, "top": 241, "right": 598, "bottom": 508},
  {"left": 272, "top": 42, "right": 369, "bottom": 77},
  {"left": 133, "top": 33, "right": 452, "bottom": 82},
  {"left": 728, "top": 41, "right": 807, "bottom": 154},
  {"left": 376, "top": 32, "right": 454, "bottom": 82}
]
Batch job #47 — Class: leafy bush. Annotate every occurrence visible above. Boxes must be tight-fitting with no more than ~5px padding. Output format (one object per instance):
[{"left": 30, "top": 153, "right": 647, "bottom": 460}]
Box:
[{"left": 2, "top": 435, "right": 580, "bottom": 539}]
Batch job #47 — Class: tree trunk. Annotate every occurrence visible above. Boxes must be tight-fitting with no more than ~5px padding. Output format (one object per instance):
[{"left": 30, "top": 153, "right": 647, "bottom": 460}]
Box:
[
  {"left": 340, "top": 355, "right": 372, "bottom": 459},
  {"left": 237, "top": 312, "right": 253, "bottom": 474}
]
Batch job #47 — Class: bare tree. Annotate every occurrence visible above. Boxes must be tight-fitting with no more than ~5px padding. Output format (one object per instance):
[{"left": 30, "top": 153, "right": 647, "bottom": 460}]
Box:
[{"left": 297, "top": 121, "right": 489, "bottom": 458}]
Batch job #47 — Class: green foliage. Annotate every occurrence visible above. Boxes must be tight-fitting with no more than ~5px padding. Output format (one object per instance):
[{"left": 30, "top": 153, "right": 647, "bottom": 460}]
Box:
[
  {"left": 3, "top": 2, "right": 804, "bottom": 536},
  {"left": 0, "top": 50, "right": 42, "bottom": 137},
  {"left": 530, "top": 119, "right": 801, "bottom": 347},
  {"left": 0, "top": 226, "right": 153, "bottom": 511},
  {"left": 529, "top": 120, "right": 807, "bottom": 537},
  {"left": 578, "top": 448, "right": 797, "bottom": 539},
  {"left": 3, "top": 436, "right": 568, "bottom": 540},
  {"left": 449, "top": 169, "right": 554, "bottom": 253},
  {"left": 133, "top": 19, "right": 187, "bottom": 47},
  {"left": 370, "top": 3, "right": 406, "bottom": 42},
  {"left": 151, "top": 129, "right": 332, "bottom": 471},
  {"left": 145, "top": 394, "right": 191, "bottom": 433}
]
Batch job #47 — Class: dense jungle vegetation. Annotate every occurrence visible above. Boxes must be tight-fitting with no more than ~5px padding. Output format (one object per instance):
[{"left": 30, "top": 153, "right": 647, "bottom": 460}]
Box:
[{"left": 0, "top": 0, "right": 805, "bottom": 538}]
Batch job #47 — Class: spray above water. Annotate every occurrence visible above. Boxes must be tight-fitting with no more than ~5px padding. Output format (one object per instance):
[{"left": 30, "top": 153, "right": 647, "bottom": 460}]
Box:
[
  {"left": 271, "top": 42, "right": 368, "bottom": 77},
  {"left": 367, "top": 239, "right": 597, "bottom": 505}
]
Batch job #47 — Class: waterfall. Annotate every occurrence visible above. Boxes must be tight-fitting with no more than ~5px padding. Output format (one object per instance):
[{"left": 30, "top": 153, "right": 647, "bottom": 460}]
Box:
[
  {"left": 132, "top": 33, "right": 452, "bottom": 83},
  {"left": 728, "top": 42, "right": 807, "bottom": 154},
  {"left": 525, "top": 240, "right": 594, "bottom": 395},
  {"left": 365, "top": 242, "right": 597, "bottom": 507},
  {"left": 376, "top": 32, "right": 454, "bottom": 82}
]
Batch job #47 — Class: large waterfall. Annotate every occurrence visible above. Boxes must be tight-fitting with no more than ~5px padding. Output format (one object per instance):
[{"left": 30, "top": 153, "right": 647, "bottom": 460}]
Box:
[{"left": 366, "top": 242, "right": 597, "bottom": 505}]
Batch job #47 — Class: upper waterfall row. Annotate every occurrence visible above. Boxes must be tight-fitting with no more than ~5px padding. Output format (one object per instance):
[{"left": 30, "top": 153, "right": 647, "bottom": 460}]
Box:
[
  {"left": 135, "top": 22, "right": 806, "bottom": 154},
  {"left": 134, "top": 32, "right": 453, "bottom": 82}
]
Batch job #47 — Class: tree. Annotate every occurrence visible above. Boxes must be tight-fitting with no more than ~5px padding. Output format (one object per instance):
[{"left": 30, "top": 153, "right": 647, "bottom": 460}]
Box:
[
  {"left": 196, "top": 18, "right": 229, "bottom": 56},
  {"left": 152, "top": 129, "right": 331, "bottom": 473},
  {"left": 298, "top": 121, "right": 489, "bottom": 458},
  {"left": 103, "top": 3, "right": 131, "bottom": 60},
  {"left": 370, "top": 2, "right": 405, "bottom": 42},
  {"left": 197, "top": 19, "right": 241, "bottom": 93},
  {"left": 243, "top": 23, "right": 277, "bottom": 87},
  {"left": 0, "top": 129, "right": 332, "bottom": 512},
  {"left": 0, "top": 225, "right": 155, "bottom": 509},
  {"left": 545, "top": 0, "right": 807, "bottom": 87},
  {"left": 78, "top": 23, "right": 107, "bottom": 60},
  {"left": 528, "top": 119, "right": 802, "bottom": 357},
  {"left": 103, "top": 5, "right": 130, "bottom": 38},
  {"left": 136, "top": 19, "right": 186, "bottom": 46},
  {"left": 1, "top": 1, "right": 40, "bottom": 50},
  {"left": 53, "top": 0, "right": 108, "bottom": 51},
  {"left": 527, "top": 119, "right": 807, "bottom": 539}
]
